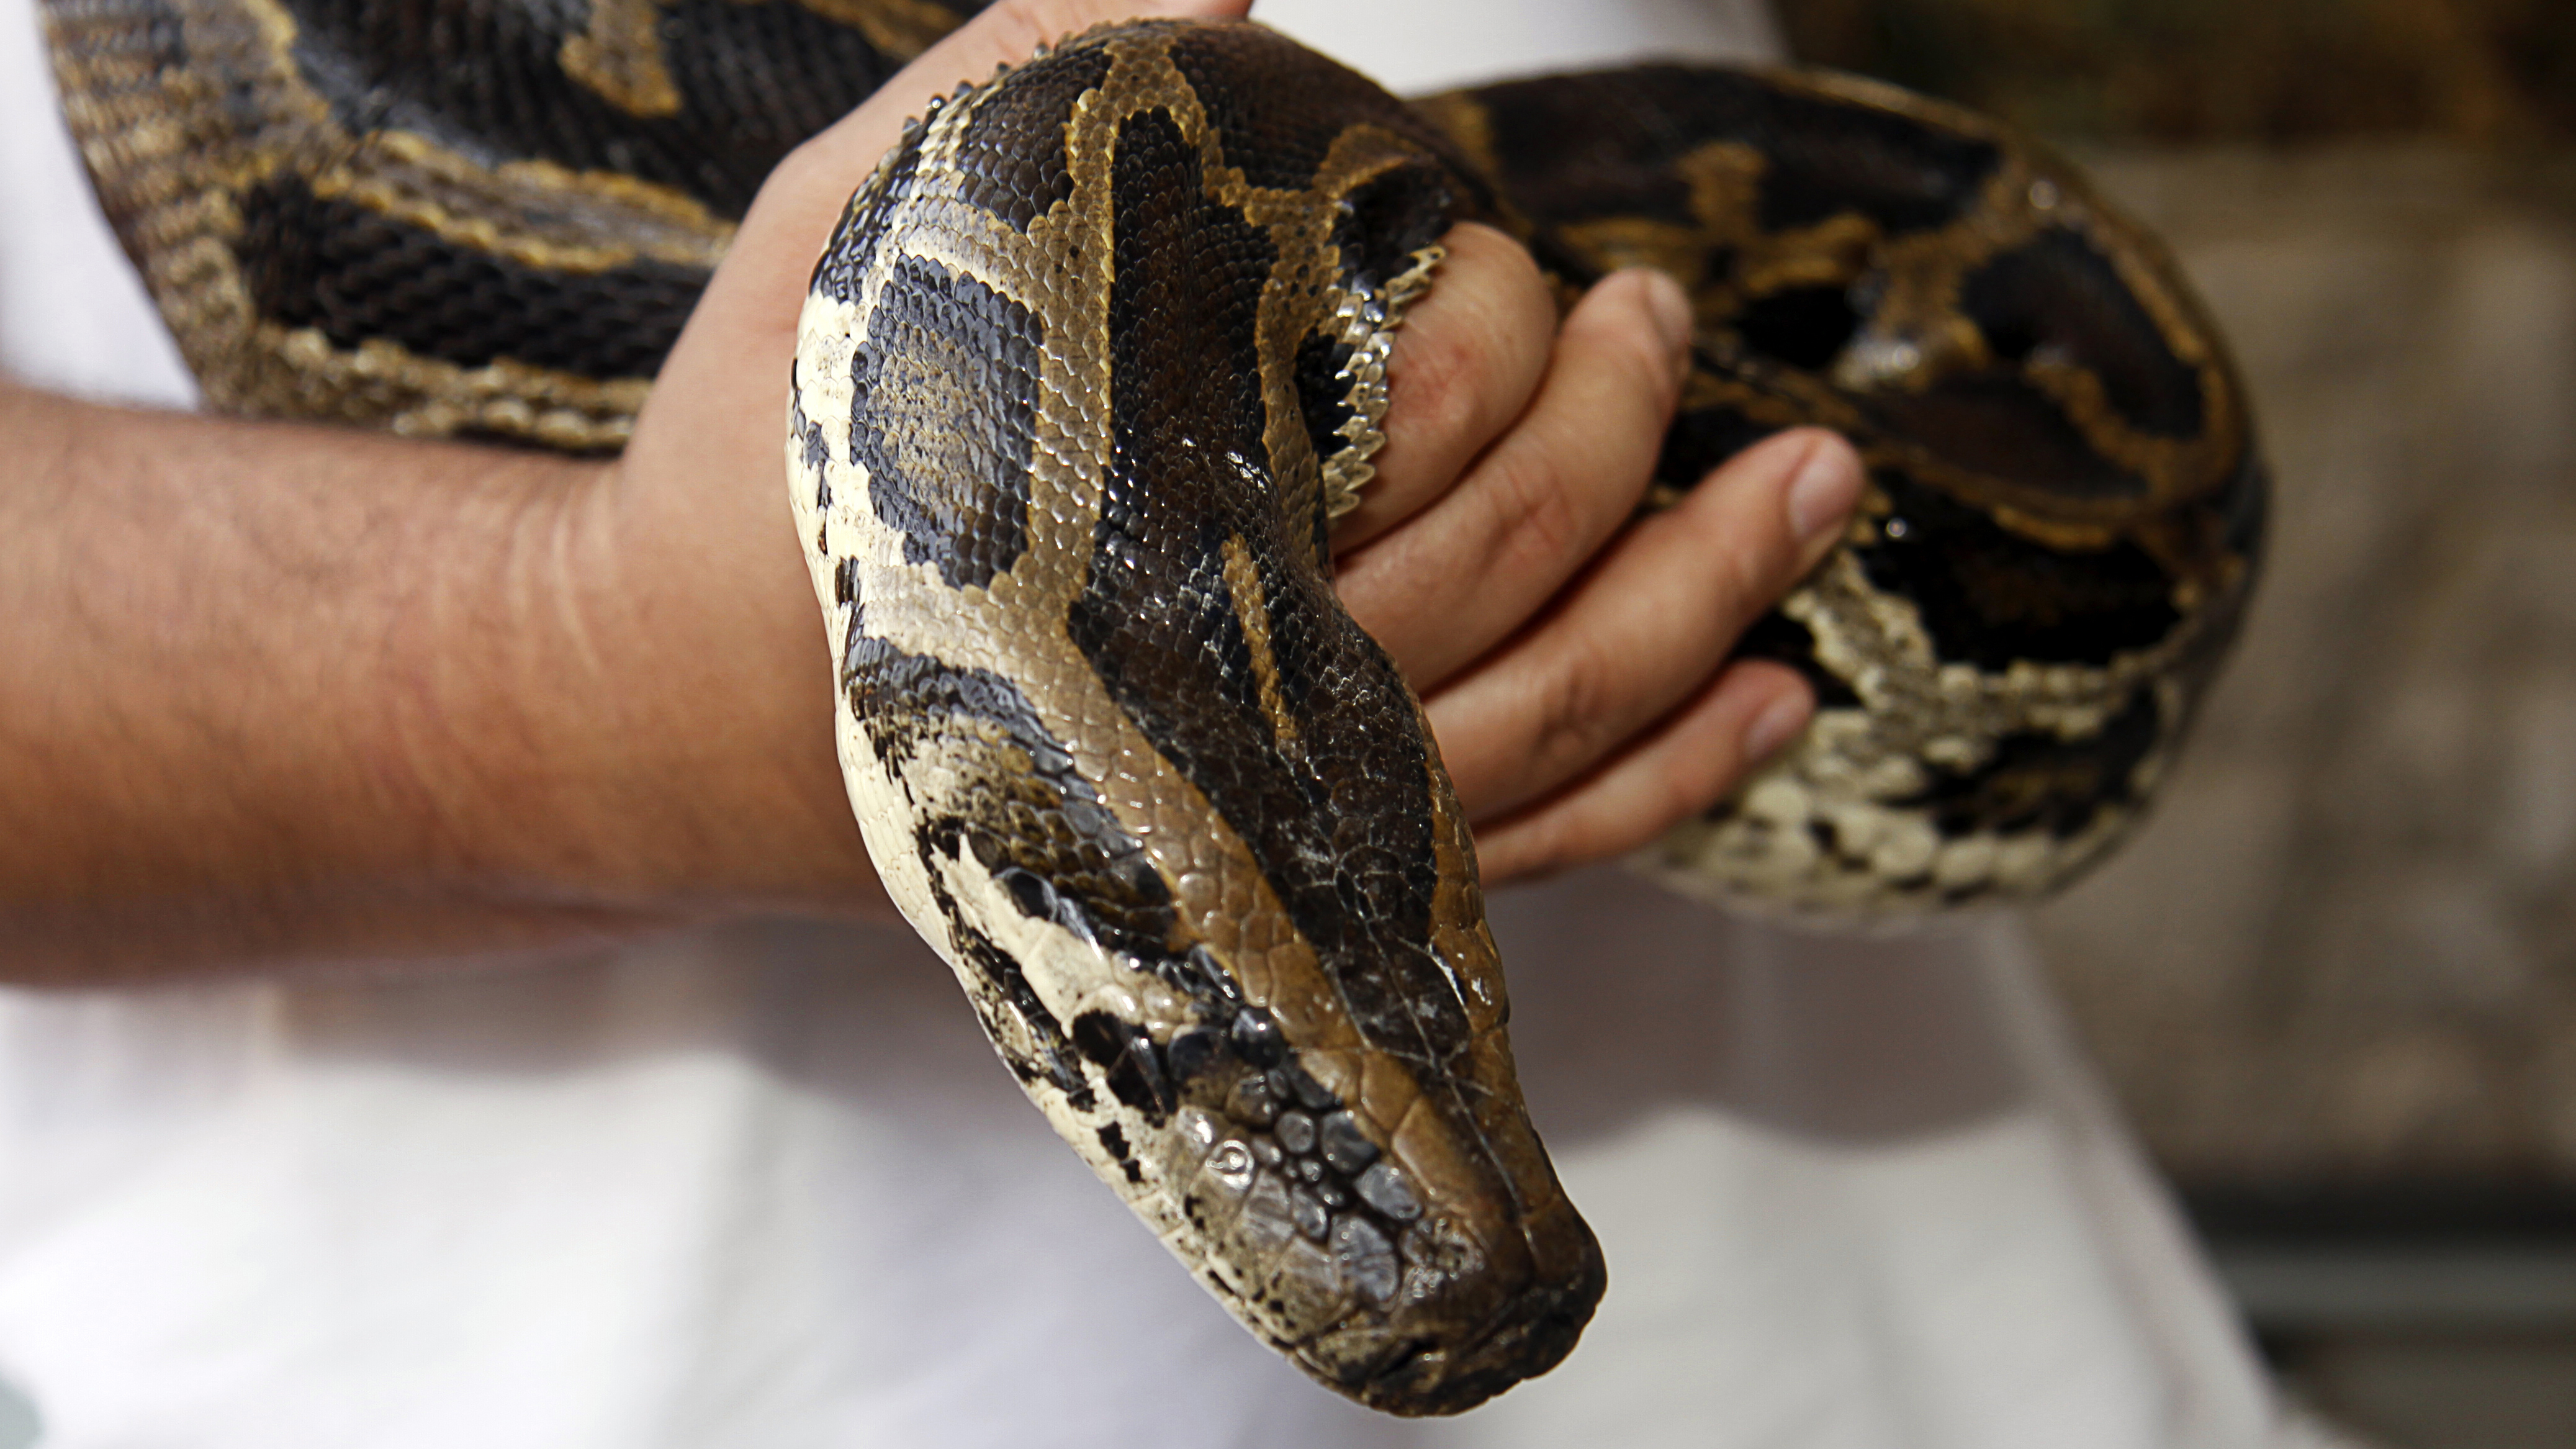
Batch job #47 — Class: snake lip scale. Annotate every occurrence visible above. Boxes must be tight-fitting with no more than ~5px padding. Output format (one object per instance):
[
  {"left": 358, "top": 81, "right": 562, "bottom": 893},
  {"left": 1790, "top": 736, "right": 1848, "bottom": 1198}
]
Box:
[{"left": 48, "top": 0, "right": 2264, "bottom": 1415}]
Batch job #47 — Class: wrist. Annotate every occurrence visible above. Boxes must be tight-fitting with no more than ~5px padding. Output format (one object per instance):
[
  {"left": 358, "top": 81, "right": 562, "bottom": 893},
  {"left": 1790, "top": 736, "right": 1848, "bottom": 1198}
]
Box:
[{"left": 565, "top": 438, "right": 887, "bottom": 923}]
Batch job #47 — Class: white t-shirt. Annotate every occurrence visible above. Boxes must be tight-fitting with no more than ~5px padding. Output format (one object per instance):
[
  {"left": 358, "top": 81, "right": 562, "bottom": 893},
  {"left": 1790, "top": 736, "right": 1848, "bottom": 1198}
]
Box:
[{"left": 0, "top": 1, "right": 2322, "bottom": 1445}]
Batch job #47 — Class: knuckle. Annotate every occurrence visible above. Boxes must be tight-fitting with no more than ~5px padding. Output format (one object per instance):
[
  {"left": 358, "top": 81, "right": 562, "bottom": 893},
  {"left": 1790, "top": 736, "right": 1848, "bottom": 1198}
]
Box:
[
  {"left": 1523, "top": 637, "right": 1622, "bottom": 782},
  {"left": 1389, "top": 323, "right": 1485, "bottom": 450},
  {"left": 1713, "top": 535, "right": 1774, "bottom": 613},
  {"left": 1478, "top": 445, "right": 1589, "bottom": 571},
  {"left": 1392, "top": 266, "right": 1548, "bottom": 448}
]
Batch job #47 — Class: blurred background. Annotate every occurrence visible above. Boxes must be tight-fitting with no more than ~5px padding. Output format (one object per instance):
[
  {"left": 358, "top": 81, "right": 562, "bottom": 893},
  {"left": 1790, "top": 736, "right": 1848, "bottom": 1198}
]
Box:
[
  {"left": 2, "top": 4, "right": 2564, "bottom": 1447},
  {"left": 1783, "top": 1, "right": 2576, "bottom": 1444}
]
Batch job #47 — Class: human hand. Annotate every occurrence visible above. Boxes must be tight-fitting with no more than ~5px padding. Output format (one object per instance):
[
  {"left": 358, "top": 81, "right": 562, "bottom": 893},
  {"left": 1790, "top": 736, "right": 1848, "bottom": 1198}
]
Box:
[
  {"left": 596, "top": 0, "right": 1860, "bottom": 921},
  {"left": 0, "top": 0, "right": 1856, "bottom": 976},
  {"left": 590, "top": 0, "right": 1265, "bottom": 921},
  {"left": 1336, "top": 228, "right": 1863, "bottom": 884}
]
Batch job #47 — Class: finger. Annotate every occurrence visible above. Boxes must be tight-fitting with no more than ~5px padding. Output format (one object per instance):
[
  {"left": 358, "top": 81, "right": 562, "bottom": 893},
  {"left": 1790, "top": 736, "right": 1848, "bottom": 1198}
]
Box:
[
  {"left": 1471, "top": 659, "right": 1815, "bottom": 885},
  {"left": 1339, "top": 266, "right": 1693, "bottom": 690},
  {"left": 1427, "top": 427, "right": 1862, "bottom": 820},
  {"left": 1330, "top": 223, "right": 1556, "bottom": 552}
]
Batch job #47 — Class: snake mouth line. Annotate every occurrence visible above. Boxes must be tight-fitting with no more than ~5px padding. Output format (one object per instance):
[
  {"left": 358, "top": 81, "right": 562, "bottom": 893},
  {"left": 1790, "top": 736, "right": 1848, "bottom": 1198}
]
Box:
[{"left": 1334, "top": 1263, "right": 1606, "bottom": 1417}]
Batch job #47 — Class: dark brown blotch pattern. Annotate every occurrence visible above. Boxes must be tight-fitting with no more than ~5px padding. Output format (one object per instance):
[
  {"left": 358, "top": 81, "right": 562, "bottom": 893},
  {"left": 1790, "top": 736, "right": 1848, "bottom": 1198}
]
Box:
[{"left": 847, "top": 254, "right": 1038, "bottom": 590}]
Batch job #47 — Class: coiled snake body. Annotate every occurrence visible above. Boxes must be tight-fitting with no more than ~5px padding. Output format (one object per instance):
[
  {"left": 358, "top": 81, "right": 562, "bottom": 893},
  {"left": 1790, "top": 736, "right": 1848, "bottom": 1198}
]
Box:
[{"left": 46, "top": 0, "right": 2263, "bottom": 1414}]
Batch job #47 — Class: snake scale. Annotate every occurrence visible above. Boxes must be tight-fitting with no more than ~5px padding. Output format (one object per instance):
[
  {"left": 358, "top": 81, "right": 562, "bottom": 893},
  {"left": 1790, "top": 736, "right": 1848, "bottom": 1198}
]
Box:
[{"left": 45, "top": 0, "right": 2264, "bottom": 1415}]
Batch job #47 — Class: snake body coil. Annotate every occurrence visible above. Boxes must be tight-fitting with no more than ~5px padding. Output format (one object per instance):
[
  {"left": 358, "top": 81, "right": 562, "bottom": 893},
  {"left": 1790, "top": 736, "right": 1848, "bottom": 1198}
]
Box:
[{"left": 46, "top": 0, "right": 2263, "bottom": 1415}]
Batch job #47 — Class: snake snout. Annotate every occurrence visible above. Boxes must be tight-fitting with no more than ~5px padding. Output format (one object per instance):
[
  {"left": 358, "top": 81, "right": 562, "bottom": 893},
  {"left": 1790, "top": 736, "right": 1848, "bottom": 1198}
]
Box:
[{"left": 1344, "top": 1258, "right": 1608, "bottom": 1417}]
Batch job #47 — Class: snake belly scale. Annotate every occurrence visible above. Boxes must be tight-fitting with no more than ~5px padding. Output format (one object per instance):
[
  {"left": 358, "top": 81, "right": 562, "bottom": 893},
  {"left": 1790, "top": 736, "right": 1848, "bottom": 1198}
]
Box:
[{"left": 45, "top": 0, "right": 2264, "bottom": 1415}]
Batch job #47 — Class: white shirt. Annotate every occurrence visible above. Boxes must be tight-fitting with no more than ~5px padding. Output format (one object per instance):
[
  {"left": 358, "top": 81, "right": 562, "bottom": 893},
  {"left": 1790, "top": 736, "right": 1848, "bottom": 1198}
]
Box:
[{"left": 0, "top": 1, "right": 2322, "bottom": 1444}]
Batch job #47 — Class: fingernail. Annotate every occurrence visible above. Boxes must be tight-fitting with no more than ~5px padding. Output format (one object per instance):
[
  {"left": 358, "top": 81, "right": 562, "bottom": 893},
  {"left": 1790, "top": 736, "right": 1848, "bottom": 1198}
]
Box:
[
  {"left": 1742, "top": 686, "right": 1814, "bottom": 765},
  {"left": 1786, "top": 435, "right": 1862, "bottom": 545},
  {"left": 1638, "top": 270, "right": 1693, "bottom": 356}
]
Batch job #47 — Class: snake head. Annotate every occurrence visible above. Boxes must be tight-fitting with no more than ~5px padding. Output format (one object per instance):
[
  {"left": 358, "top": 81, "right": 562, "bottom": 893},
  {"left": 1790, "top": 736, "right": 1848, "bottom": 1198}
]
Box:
[{"left": 786, "top": 18, "right": 1600, "bottom": 1417}]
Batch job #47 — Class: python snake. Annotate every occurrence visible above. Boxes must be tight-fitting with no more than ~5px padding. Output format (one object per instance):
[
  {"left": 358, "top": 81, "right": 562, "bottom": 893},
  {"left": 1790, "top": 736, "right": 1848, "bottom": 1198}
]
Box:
[{"left": 44, "top": 0, "right": 2263, "bottom": 1414}]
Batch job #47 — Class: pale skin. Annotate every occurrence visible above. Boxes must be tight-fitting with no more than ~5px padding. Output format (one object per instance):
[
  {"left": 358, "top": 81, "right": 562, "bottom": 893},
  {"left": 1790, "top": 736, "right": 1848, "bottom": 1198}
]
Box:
[{"left": 0, "top": 0, "right": 1862, "bottom": 982}]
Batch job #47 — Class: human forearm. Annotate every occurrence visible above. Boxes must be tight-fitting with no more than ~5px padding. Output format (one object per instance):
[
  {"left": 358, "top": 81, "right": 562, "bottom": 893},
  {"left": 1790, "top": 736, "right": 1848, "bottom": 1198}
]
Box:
[
  {"left": 0, "top": 0, "right": 1859, "bottom": 980},
  {"left": 0, "top": 381, "right": 881, "bottom": 980}
]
